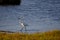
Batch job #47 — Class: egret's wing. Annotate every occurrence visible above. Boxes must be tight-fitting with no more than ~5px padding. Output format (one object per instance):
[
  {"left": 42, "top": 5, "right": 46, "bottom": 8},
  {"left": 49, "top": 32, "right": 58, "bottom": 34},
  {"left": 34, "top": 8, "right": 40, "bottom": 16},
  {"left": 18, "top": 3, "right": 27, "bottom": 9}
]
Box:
[{"left": 20, "top": 23, "right": 25, "bottom": 27}]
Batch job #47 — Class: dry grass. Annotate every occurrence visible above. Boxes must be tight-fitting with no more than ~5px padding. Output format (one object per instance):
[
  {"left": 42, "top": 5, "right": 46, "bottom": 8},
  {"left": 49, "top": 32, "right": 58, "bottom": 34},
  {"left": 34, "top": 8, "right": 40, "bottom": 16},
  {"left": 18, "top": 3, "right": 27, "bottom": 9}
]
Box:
[{"left": 0, "top": 30, "right": 60, "bottom": 40}]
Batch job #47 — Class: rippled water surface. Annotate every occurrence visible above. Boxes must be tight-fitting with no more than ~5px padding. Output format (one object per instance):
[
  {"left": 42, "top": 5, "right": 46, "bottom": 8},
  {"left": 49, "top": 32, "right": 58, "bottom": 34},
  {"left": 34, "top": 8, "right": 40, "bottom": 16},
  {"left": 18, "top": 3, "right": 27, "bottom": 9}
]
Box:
[{"left": 0, "top": 0, "right": 60, "bottom": 33}]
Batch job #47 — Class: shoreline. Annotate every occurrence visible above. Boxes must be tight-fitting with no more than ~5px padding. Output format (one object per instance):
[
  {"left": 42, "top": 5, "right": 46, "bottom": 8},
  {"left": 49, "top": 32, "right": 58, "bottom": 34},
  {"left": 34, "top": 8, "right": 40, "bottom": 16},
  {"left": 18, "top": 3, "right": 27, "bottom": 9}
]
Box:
[{"left": 0, "top": 29, "right": 60, "bottom": 34}]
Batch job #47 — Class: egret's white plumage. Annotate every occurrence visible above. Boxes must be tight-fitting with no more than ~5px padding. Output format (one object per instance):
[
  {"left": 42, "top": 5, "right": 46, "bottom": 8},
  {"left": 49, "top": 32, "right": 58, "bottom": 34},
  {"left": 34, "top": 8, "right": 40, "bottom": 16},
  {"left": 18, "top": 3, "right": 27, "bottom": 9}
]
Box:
[{"left": 20, "top": 22, "right": 25, "bottom": 27}]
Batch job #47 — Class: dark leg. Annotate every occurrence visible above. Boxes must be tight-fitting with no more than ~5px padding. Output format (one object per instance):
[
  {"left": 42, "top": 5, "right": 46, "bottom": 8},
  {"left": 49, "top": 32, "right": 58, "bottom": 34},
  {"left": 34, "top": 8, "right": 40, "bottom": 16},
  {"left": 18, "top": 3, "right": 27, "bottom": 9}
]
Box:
[
  {"left": 25, "top": 26, "right": 27, "bottom": 33},
  {"left": 20, "top": 28, "right": 23, "bottom": 32}
]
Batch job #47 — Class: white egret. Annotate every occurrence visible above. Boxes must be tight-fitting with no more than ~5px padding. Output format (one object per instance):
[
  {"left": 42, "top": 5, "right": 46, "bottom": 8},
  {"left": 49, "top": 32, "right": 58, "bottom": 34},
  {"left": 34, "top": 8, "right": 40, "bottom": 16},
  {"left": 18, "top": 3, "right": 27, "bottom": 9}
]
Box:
[{"left": 18, "top": 17, "right": 28, "bottom": 33}]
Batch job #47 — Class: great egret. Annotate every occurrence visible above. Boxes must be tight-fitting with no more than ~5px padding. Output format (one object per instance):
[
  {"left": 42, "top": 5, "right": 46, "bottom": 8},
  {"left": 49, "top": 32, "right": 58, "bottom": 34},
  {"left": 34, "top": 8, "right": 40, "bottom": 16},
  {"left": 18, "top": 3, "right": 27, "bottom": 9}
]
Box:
[{"left": 18, "top": 17, "right": 28, "bottom": 33}]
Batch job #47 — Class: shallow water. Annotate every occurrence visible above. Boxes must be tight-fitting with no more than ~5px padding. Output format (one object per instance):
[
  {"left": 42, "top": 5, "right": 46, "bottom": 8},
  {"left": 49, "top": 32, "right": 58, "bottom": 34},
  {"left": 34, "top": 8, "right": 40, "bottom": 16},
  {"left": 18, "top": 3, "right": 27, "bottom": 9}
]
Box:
[{"left": 0, "top": 0, "right": 60, "bottom": 33}]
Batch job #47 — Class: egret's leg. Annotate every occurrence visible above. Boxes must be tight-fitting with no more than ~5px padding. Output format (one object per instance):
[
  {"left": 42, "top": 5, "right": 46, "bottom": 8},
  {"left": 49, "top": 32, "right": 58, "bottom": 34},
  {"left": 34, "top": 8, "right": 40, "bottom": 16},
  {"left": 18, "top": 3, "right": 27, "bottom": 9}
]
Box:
[
  {"left": 25, "top": 26, "right": 27, "bottom": 33},
  {"left": 20, "top": 27, "right": 24, "bottom": 33}
]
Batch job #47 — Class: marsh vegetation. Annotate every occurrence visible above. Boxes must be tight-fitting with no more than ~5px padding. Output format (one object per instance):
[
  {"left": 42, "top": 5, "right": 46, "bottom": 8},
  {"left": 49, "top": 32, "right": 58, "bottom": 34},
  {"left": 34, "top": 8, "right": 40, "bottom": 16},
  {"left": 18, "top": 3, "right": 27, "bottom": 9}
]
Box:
[{"left": 0, "top": 30, "right": 60, "bottom": 40}]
